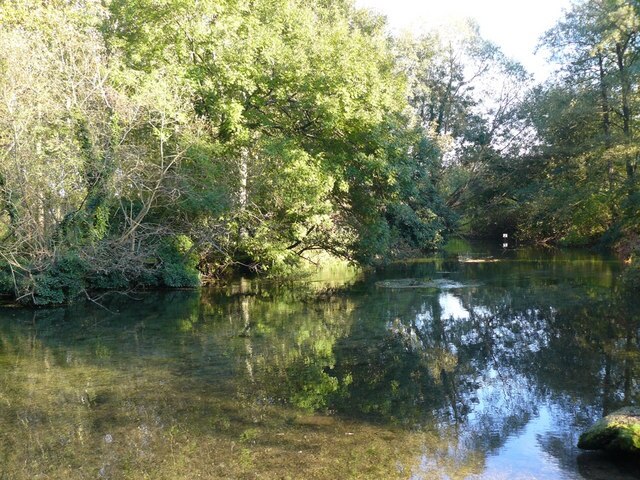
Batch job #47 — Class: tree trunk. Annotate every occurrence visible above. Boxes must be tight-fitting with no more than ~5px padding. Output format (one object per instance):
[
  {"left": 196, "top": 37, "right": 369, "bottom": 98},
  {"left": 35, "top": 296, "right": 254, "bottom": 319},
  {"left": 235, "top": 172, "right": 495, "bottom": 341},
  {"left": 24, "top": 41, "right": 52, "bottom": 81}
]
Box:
[
  {"left": 598, "top": 53, "right": 617, "bottom": 221},
  {"left": 616, "top": 42, "right": 635, "bottom": 187},
  {"left": 238, "top": 146, "right": 249, "bottom": 238}
]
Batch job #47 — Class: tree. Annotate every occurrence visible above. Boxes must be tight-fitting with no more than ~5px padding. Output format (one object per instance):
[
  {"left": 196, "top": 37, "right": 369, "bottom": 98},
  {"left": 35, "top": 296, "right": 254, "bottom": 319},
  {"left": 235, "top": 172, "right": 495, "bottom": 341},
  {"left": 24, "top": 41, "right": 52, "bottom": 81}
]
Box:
[
  {"left": 107, "top": 0, "right": 448, "bottom": 270},
  {"left": 448, "top": 0, "right": 640, "bottom": 247},
  {"left": 396, "top": 21, "right": 531, "bottom": 238},
  {"left": 0, "top": 0, "right": 452, "bottom": 304},
  {"left": 525, "top": 0, "right": 640, "bottom": 245},
  {"left": 0, "top": 0, "right": 202, "bottom": 303}
]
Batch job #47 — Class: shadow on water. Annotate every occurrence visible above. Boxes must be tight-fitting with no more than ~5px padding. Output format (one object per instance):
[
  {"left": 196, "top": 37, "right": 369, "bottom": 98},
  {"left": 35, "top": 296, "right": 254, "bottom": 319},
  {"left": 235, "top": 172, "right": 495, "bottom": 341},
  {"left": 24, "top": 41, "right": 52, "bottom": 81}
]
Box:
[{"left": 0, "top": 244, "right": 639, "bottom": 479}]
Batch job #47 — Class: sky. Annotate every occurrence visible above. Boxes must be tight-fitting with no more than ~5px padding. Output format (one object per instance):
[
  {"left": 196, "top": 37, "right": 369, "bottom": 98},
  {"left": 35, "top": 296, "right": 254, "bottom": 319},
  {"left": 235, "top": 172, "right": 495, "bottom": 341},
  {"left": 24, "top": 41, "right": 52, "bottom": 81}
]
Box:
[{"left": 354, "top": 0, "right": 573, "bottom": 81}]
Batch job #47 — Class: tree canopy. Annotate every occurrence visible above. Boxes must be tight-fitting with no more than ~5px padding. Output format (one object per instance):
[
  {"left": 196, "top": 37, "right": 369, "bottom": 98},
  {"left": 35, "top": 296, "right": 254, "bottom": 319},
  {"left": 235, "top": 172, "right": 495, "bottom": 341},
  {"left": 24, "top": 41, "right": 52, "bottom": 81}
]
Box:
[{"left": 0, "top": 0, "right": 638, "bottom": 305}]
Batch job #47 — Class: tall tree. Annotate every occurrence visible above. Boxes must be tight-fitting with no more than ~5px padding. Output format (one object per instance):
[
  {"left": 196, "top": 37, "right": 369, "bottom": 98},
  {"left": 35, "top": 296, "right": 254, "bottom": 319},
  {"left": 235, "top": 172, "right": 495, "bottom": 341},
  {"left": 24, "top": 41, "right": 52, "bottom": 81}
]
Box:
[{"left": 396, "top": 21, "right": 531, "bottom": 235}]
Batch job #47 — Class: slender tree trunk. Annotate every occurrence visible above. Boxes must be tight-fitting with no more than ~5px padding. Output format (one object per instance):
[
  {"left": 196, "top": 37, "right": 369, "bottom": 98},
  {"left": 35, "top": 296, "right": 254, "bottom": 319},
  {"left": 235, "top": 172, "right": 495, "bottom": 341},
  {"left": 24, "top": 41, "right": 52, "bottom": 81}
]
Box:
[
  {"left": 598, "top": 54, "right": 612, "bottom": 148},
  {"left": 616, "top": 43, "right": 635, "bottom": 186},
  {"left": 598, "top": 53, "right": 617, "bottom": 221},
  {"left": 238, "top": 146, "right": 249, "bottom": 239},
  {"left": 239, "top": 147, "right": 248, "bottom": 210},
  {"left": 616, "top": 43, "right": 632, "bottom": 141}
]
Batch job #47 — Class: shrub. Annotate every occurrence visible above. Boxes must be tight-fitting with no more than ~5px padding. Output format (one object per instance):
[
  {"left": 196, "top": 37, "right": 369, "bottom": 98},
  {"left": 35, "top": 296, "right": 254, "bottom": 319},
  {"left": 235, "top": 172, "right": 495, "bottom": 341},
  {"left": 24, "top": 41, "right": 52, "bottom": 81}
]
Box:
[
  {"left": 30, "top": 254, "right": 88, "bottom": 305},
  {"left": 158, "top": 235, "right": 200, "bottom": 287}
]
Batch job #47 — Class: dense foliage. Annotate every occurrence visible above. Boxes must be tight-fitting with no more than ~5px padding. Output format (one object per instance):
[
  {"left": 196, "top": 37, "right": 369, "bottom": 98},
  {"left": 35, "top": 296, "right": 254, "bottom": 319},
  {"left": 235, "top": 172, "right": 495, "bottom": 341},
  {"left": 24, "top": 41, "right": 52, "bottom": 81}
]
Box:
[
  {"left": 447, "top": 0, "right": 640, "bottom": 251},
  {"left": 1, "top": 0, "right": 639, "bottom": 305},
  {"left": 0, "top": 0, "right": 450, "bottom": 304}
]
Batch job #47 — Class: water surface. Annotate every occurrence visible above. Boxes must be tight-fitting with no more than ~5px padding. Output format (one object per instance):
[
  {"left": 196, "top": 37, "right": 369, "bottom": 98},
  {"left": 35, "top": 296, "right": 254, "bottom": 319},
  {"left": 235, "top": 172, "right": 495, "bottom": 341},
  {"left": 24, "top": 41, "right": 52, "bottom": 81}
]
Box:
[{"left": 1, "top": 243, "right": 639, "bottom": 479}]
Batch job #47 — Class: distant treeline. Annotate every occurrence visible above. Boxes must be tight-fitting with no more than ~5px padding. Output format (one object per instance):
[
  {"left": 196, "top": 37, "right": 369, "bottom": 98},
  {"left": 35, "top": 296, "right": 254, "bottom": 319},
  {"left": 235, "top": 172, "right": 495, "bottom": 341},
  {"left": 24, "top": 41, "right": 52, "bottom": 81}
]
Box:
[{"left": 0, "top": 0, "right": 638, "bottom": 304}]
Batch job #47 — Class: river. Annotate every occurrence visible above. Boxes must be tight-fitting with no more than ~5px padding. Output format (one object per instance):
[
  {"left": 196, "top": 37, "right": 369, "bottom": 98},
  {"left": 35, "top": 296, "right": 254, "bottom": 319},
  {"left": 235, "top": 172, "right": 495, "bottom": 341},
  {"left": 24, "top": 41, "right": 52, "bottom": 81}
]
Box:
[{"left": 1, "top": 241, "right": 638, "bottom": 479}]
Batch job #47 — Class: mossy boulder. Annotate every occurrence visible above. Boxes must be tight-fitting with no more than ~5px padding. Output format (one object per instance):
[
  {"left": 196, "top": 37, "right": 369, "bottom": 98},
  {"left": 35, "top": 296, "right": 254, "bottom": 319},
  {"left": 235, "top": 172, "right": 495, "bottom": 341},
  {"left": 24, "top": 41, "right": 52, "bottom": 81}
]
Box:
[{"left": 578, "top": 407, "right": 640, "bottom": 454}]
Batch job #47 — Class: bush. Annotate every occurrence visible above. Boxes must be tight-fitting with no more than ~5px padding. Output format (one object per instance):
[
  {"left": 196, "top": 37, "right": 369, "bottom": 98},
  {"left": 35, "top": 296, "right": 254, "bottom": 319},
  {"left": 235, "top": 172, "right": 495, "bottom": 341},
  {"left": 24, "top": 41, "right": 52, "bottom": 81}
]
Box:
[
  {"left": 90, "top": 270, "right": 130, "bottom": 290},
  {"left": 158, "top": 235, "right": 200, "bottom": 287},
  {"left": 30, "top": 254, "right": 88, "bottom": 305},
  {"left": 0, "top": 264, "right": 14, "bottom": 295}
]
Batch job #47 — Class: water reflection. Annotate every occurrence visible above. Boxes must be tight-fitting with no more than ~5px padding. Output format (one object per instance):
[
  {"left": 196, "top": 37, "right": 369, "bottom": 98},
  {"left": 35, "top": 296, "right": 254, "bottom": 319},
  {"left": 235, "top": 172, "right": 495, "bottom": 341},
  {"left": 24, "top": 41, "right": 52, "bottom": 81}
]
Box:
[{"left": 0, "top": 246, "right": 639, "bottom": 479}]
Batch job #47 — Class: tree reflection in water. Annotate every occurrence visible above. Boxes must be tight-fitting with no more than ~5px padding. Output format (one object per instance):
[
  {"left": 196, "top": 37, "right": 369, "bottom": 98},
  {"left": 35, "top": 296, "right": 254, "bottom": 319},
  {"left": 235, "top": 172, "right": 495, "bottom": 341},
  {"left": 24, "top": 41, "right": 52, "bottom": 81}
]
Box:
[{"left": 0, "top": 246, "right": 638, "bottom": 479}]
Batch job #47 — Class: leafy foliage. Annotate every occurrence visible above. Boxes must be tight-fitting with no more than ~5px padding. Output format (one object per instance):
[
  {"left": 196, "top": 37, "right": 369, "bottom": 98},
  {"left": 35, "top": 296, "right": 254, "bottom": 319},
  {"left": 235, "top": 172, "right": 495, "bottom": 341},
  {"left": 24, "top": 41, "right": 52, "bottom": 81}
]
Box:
[
  {"left": 447, "top": 0, "right": 640, "bottom": 248},
  {"left": 6, "top": 0, "right": 637, "bottom": 304},
  {"left": 158, "top": 235, "right": 200, "bottom": 288},
  {"left": 0, "top": 0, "right": 452, "bottom": 304}
]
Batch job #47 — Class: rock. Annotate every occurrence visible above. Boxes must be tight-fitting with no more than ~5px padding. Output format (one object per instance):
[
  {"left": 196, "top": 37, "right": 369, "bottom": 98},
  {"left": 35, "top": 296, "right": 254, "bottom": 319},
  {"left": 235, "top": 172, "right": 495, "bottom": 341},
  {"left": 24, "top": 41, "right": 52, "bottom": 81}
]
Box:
[
  {"left": 458, "top": 257, "right": 500, "bottom": 263},
  {"left": 375, "top": 278, "right": 475, "bottom": 290},
  {"left": 578, "top": 407, "right": 640, "bottom": 454}
]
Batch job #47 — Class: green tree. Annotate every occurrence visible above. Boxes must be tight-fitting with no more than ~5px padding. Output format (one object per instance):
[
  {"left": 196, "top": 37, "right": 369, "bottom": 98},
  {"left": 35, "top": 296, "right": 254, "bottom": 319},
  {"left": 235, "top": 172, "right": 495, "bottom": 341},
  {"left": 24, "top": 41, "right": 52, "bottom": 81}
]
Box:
[
  {"left": 107, "top": 0, "right": 447, "bottom": 270},
  {"left": 396, "top": 21, "right": 530, "bottom": 238}
]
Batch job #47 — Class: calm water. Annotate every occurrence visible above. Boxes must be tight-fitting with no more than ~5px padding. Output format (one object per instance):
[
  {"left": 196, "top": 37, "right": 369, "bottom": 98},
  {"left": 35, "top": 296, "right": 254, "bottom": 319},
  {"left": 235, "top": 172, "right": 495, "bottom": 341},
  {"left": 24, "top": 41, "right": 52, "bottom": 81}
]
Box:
[{"left": 1, "top": 242, "right": 639, "bottom": 479}]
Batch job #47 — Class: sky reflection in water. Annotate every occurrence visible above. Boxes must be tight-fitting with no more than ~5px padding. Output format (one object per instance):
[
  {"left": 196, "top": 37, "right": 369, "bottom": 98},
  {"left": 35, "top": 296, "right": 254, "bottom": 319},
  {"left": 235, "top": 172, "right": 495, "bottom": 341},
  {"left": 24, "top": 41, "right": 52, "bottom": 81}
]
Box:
[{"left": 0, "top": 243, "right": 639, "bottom": 479}]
